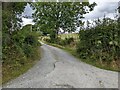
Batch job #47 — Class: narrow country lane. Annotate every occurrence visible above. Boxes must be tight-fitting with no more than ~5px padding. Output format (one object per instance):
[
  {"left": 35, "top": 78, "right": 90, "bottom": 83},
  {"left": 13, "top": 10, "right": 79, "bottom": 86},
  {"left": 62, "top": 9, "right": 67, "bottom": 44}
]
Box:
[{"left": 3, "top": 44, "right": 118, "bottom": 88}]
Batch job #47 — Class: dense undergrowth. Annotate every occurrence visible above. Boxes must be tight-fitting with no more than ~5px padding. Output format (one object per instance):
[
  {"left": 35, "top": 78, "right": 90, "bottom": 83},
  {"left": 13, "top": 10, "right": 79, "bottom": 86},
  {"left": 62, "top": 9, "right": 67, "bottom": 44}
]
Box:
[
  {"left": 2, "top": 3, "right": 41, "bottom": 84},
  {"left": 2, "top": 25, "right": 41, "bottom": 84},
  {"left": 44, "top": 17, "right": 120, "bottom": 72},
  {"left": 77, "top": 18, "right": 120, "bottom": 71}
]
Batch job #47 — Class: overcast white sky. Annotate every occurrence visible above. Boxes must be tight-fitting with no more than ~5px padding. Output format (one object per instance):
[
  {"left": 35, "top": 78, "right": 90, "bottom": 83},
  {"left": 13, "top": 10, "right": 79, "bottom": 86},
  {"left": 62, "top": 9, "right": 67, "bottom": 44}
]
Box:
[
  {"left": 22, "top": 3, "right": 35, "bottom": 26},
  {"left": 84, "top": 0, "right": 119, "bottom": 20},
  {"left": 22, "top": 0, "right": 120, "bottom": 26}
]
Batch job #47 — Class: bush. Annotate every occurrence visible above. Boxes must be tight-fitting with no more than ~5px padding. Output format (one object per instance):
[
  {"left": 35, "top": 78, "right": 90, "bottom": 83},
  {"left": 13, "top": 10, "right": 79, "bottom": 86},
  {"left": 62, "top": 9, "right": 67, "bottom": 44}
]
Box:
[
  {"left": 65, "top": 37, "right": 74, "bottom": 45},
  {"left": 45, "top": 37, "right": 74, "bottom": 46},
  {"left": 2, "top": 25, "right": 41, "bottom": 83},
  {"left": 24, "top": 33, "right": 40, "bottom": 47},
  {"left": 76, "top": 18, "right": 120, "bottom": 70},
  {"left": 44, "top": 38, "right": 52, "bottom": 43}
]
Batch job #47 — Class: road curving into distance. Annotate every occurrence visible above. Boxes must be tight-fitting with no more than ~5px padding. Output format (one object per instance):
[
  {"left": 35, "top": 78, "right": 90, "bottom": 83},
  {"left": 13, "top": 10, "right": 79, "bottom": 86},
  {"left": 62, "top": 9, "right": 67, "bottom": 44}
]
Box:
[{"left": 3, "top": 44, "right": 118, "bottom": 88}]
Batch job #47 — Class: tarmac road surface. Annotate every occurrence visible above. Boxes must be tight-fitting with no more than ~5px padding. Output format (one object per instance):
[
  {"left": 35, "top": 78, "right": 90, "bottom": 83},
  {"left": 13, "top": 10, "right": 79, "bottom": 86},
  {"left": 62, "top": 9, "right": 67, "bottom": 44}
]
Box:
[{"left": 3, "top": 44, "right": 118, "bottom": 88}]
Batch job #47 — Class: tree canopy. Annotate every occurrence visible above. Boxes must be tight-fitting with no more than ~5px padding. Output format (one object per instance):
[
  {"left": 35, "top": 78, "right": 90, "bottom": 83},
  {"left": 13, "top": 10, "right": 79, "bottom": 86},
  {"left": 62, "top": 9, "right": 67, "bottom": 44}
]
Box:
[
  {"left": 32, "top": 2, "right": 96, "bottom": 39},
  {"left": 2, "top": 2, "right": 41, "bottom": 83}
]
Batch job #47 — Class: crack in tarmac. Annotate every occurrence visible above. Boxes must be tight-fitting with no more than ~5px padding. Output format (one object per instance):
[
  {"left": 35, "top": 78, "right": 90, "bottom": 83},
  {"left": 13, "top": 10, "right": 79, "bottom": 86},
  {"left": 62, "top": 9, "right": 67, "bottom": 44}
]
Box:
[
  {"left": 3, "top": 44, "right": 118, "bottom": 88},
  {"left": 45, "top": 61, "right": 59, "bottom": 78},
  {"left": 44, "top": 48, "right": 60, "bottom": 78}
]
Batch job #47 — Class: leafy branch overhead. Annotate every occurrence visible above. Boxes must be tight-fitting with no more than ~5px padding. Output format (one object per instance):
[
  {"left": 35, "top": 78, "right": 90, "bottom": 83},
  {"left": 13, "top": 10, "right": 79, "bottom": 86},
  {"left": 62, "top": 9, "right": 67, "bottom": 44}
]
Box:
[{"left": 32, "top": 2, "right": 96, "bottom": 37}]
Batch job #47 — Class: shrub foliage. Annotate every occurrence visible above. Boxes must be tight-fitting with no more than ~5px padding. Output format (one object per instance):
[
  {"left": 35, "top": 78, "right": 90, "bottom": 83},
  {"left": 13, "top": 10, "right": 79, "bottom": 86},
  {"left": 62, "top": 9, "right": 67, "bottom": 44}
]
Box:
[
  {"left": 77, "top": 17, "right": 120, "bottom": 69},
  {"left": 2, "top": 3, "right": 41, "bottom": 84}
]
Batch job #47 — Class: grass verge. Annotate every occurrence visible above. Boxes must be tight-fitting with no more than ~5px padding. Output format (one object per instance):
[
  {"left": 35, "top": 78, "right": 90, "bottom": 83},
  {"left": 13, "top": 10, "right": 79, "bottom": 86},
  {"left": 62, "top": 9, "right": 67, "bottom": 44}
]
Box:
[
  {"left": 2, "top": 47, "right": 41, "bottom": 85},
  {"left": 46, "top": 42, "right": 119, "bottom": 72}
]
